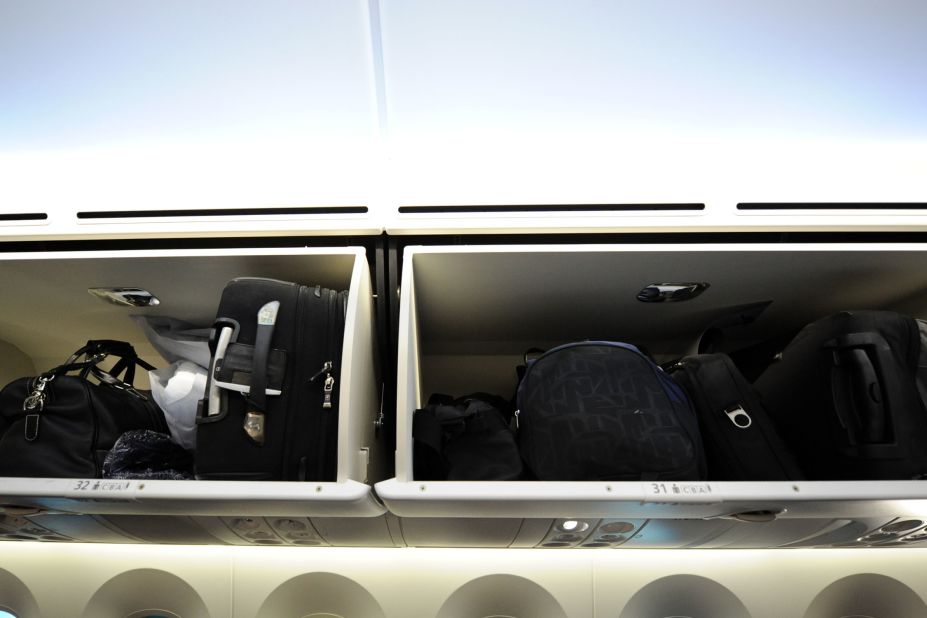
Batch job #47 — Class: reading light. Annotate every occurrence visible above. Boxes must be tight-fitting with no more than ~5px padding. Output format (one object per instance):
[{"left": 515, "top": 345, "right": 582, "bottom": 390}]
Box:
[
  {"left": 88, "top": 287, "right": 160, "bottom": 307},
  {"left": 557, "top": 519, "right": 589, "bottom": 533},
  {"left": 637, "top": 282, "right": 709, "bottom": 303}
]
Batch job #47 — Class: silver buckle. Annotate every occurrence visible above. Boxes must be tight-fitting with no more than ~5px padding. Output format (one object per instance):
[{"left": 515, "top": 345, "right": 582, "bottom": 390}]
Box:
[{"left": 725, "top": 404, "right": 752, "bottom": 429}]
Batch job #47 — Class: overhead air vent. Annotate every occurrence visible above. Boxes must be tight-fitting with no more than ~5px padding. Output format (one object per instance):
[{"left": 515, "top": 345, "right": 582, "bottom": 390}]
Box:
[
  {"left": 88, "top": 287, "right": 161, "bottom": 307},
  {"left": 636, "top": 282, "right": 710, "bottom": 303}
]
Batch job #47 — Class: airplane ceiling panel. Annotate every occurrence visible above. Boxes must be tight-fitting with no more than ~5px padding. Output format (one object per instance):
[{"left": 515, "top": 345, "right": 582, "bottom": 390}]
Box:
[{"left": 0, "top": 0, "right": 379, "bottom": 219}]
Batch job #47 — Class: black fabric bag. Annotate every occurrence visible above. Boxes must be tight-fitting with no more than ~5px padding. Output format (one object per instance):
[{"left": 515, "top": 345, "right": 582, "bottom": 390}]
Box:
[
  {"left": 413, "top": 393, "right": 523, "bottom": 481},
  {"left": 668, "top": 353, "right": 803, "bottom": 480},
  {"left": 103, "top": 429, "right": 194, "bottom": 480},
  {"left": 516, "top": 341, "right": 706, "bottom": 481},
  {"left": 754, "top": 310, "right": 927, "bottom": 480},
  {"left": 195, "top": 277, "right": 347, "bottom": 481},
  {"left": 0, "top": 340, "right": 168, "bottom": 478}
]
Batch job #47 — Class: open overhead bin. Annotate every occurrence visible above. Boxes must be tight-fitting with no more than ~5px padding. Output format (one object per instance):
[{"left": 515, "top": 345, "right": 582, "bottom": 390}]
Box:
[
  {"left": 0, "top": 246, "right": 393, "bottom": 546},
  {"left": 376, "top": 242, "right": 927, "bottom": 548}
]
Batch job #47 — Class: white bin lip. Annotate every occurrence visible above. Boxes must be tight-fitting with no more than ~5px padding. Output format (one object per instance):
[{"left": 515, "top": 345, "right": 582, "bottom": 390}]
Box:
[
  {"left": 1, "top": 212, "right": 383, "bottom": 243},
  {"left": 374, "top": 478, "right": 927, "bottom": 520},
  {"left": 0, "top": 478, "right": 386, "bottom": 517}
]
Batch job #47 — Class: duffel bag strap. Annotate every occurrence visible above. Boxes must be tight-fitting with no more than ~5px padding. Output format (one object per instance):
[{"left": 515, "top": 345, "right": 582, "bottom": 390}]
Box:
[{"left": 49, "top": 340, "right": 154, "bottom": 400}]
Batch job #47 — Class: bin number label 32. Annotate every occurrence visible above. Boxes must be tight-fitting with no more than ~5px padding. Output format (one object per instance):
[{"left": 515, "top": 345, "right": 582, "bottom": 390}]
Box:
[{"left": 71, "top": 480, "right": 134, "bottom": 492}]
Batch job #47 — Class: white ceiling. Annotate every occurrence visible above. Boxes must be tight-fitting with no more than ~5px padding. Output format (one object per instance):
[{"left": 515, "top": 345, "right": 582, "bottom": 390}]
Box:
[{"left": 1, "top": 1, "right": 925, "bottom": 214}]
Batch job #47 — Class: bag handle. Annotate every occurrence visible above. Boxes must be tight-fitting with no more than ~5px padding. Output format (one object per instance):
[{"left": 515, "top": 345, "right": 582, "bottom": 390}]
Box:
[
  {"left": 46, "top": 340, "right": 154, "bottom": 399},
  {"left": 827, "top": 332, "right": 894, "bottom": 445}
]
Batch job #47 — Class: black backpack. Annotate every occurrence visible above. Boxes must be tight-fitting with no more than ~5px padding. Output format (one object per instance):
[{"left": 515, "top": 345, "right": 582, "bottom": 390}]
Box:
[
  {"left": 668, "top": 353, "right": 803, "bottom": 480},
  {"left": 516, "top": 341, "right": 706, "bottom": 481},
  {"left": 754, "top": 310, "right": 927, "bottom": 480}
]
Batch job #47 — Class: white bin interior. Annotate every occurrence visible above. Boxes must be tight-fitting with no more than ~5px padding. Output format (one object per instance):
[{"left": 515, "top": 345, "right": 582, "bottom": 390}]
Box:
[
  {"left": 0, "top": 247, "right": 385, "bottom": 518},
  {"left": 379, "top": 243, "right": 927, "bottom": 526}
]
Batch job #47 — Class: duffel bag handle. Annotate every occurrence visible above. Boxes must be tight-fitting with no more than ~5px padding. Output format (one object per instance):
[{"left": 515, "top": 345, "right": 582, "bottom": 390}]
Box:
[{"left": 47, "top": 340, "right": 155, "bottom": 399}]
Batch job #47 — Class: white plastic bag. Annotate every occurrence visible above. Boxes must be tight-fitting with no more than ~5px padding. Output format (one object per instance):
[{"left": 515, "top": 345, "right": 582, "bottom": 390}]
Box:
[
  {"left": 132, "top": 316, "right": 212, "bottom": 368},
  {"left": 149, "top": 360, "right": 207, "bottom": 451}
]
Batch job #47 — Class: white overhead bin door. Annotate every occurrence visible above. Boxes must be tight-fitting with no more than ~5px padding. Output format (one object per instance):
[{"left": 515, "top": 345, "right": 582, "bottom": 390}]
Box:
[
  {"left": 0, "top": 1, "right": 382, "bottom": 240},
  {"left": 377, "top": 0, "right": 927, "bottom": 233}
]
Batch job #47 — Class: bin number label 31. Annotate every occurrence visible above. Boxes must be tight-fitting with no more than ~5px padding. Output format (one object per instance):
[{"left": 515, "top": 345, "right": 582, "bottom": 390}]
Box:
[{"left": 648, "top": 482, "right": 713, "bottom": 496}]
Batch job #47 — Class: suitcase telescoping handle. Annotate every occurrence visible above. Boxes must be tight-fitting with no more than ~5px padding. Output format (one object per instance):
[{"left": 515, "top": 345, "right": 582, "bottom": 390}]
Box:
[
  {"left": 242, "top": 301, "right": 280, "bottom": 446},
  {"left": 827, "top": 332, "right": 895, "bottom": 446}
]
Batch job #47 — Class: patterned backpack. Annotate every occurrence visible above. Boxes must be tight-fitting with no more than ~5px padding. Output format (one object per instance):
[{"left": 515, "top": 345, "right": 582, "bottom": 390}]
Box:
[{"left": 516, "top": 341, "right": 706, "bottom": 481}]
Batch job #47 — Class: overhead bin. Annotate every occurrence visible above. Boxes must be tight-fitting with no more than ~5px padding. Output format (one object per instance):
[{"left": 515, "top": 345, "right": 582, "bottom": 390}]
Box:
[
  {"left": 0, "top": 247, "right": 386, "bottom": 522},
  {"left": 376, "top": 242, "right": 927, "bottom": 547}
]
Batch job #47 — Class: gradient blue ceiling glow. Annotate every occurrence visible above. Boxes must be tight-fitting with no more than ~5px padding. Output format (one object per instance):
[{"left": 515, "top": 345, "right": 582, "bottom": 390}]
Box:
[
  {"left": 378, "top": 0, "right": 927, "bottom": 142},
  {"left": 0, "top": 0, "right": 376, "bottom": 149},
  {"left": 0, "top": 1, "right": 924, "bottom": 185}
]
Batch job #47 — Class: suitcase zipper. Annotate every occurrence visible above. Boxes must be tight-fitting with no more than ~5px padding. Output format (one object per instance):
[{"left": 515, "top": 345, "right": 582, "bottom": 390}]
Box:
[
  {"left": 309, "top": 361, "right": 335, "bottom": 409},
  {"left": 318, "top": 289, "right": 340, "bottom": 479}
]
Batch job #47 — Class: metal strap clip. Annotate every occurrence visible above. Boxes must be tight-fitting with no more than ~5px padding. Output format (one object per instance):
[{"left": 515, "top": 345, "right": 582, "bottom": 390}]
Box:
[{"left": 724, "top": 404, "right": 752, "bottom": 429}]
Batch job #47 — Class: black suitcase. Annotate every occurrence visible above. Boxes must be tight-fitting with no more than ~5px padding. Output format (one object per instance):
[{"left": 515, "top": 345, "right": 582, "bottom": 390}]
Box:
[
  {"left": 753, "top": 310, "right": 927, "bottom": 480},
  {"left": 668, "top": 353, "right": 803, "bottom": 480},
  {"left": 195, "top": 277, "right": 347, "bottom": 481},
  {"left": 516, "top": 341, "right": 706, "bottom": 481}
]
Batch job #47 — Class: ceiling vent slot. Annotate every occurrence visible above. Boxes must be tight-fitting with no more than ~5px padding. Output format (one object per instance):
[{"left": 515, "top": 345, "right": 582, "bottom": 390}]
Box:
[
  {"left": 76, "top": 206, "right": 368, "bottom": 219},
  {"left": 0, "top": 212, "right": 48, "bottom": 222},
  {"left": 738, "top": 202, "right": 927, "bottom": 211},
  {"left": 398, "top": 203, "right": 705, "bottom": 214}
]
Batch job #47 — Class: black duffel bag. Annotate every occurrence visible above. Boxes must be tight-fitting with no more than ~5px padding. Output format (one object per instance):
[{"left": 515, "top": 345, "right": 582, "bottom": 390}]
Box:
[
  {"left": 0, "top": 340, "right": 168, "bottom": 478},
  {"left": 413, "top": 393, "right": 524, "bottom": 481}
]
